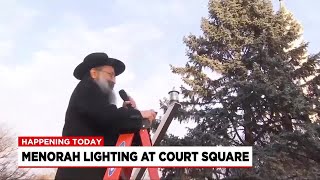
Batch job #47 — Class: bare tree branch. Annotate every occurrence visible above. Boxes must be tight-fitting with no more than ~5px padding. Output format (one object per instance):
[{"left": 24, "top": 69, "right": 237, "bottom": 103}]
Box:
[{"left": 0, "top": 124, "right": 35, "bottom": 180}]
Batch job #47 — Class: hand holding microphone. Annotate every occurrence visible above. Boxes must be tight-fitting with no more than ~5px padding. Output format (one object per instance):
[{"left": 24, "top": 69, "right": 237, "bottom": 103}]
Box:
[
  {"left": 119, "top": 89, "right": 137, "bottom": 109},
  {"left": 119, "top": 89, "right": 157, "bottom": 123},
  {"left": 122, "top": 97, "right": 137, "bottom": 109}
]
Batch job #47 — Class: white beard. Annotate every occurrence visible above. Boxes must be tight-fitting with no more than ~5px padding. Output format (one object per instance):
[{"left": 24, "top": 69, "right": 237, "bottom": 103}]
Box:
[
  {"left": 108, "top": 91, "right": 117, "bottom": 105},
  {"left": 95, "top": 77, "right": 117, "bottom": 105}
]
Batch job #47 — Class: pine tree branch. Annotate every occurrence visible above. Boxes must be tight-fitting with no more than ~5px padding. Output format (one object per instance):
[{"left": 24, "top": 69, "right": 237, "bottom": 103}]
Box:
[
  {"left": 253, "top": 119, "right": 276, "bottom": 143},
  {"left": 227, "top": 114, "right": 246, "bottom": 145}
]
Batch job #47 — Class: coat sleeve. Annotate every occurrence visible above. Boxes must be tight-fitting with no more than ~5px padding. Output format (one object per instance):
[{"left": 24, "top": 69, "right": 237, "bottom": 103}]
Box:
[{"left": 73, "top": 82, "right": 143, "bottom": 132}]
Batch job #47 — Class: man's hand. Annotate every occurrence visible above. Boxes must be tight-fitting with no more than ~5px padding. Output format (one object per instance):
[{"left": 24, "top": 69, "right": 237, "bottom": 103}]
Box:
[
  {"left": 140, "top": 110, "right": 157, "bottom": 123},
  {"left": 122, "top": 97, "right": 137, "bottom": 109}
]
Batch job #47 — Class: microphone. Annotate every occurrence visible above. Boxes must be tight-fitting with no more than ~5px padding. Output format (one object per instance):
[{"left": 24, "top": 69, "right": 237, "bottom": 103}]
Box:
[
  {"left": 119, "top": 89, "right": 130, "bottom": 101},
  {"left": 119, "top": 89, "right": 132, "bottom": 108}
]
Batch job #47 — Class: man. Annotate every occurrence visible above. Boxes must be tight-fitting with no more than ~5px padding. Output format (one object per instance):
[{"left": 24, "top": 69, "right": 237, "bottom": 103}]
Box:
[{"left": 55, "top": 52, "right": 157, "bottom": 180}]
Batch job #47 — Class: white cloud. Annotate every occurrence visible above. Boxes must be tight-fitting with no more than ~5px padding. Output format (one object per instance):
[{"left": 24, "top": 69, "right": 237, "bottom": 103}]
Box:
[
  {"left": 0, "top": 0, "right": 210, "bottom": 143},
  {"left": 0, "top": 1, "right": 38, "bottom": 34},
  {"left": 0, "top": 13, "right": 167, "bottom": 137},
  {"left": 0, "top": 40, "right": 14, "bottom": 59},
  {"left": 0, "top": 30, "right": 189, "bottom": 142},
  {"left": 0, "top": 1, "right": 39, "bottom": 63},
  {"left": 0, "top": 9, "right": 189, "bottom": 175},
  {"left": 113, "top": 0, "right": 207, "bottom": 24}
]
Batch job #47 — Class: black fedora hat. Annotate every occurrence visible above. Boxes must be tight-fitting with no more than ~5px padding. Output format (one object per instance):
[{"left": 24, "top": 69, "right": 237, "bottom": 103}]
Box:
[{"left": 73, "top": 52, "right": 126, "bottom": 80}]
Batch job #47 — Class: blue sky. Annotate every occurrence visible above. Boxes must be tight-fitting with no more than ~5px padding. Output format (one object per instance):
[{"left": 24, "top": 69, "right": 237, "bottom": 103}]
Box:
[{"left": 0, "top": 0, "right": 319, "bottom": 139}]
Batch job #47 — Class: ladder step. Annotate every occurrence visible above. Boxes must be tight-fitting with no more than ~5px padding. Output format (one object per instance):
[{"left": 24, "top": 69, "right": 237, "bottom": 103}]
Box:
[{"left": 103, "top": 129, "right": 160, "bottom": 180}]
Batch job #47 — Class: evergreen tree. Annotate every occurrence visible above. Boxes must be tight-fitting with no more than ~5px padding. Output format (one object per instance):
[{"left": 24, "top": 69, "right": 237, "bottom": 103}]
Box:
[{"left": 160, "top": 0, "right": 320, "bottom": 179}]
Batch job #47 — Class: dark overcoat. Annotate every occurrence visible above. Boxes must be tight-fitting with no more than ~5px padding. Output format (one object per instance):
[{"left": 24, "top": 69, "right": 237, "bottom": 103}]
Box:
[{"left": 55, "top": 77, "right": 143, "bottom": 180}]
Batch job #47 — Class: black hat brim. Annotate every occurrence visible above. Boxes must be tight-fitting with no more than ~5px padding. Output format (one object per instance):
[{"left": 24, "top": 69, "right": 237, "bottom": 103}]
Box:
[{"left": 74, "top": 57, "right": 125, "bottom": 80}]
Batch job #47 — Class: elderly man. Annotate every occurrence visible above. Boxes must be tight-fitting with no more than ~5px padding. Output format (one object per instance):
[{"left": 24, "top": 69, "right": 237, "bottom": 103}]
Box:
[{"left": 55, "top": 52, "right": 157, "bottom": 180}]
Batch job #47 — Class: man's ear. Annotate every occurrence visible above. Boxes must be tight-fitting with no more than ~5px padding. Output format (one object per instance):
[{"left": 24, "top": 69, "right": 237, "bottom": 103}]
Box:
[{"left": 89, "top": 68, "right": 98, "bottom": 79}]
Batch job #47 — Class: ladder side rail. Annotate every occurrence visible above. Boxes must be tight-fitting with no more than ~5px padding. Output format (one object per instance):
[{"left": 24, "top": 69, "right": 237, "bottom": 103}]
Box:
[{"left": 131, "top": 102, "right": 181, "bottom": 180}]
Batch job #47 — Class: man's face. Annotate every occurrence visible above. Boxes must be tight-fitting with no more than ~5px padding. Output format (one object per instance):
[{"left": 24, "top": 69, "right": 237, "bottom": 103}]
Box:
[{"left": 90, "top": 65, "right": 116, "bottom": 93}]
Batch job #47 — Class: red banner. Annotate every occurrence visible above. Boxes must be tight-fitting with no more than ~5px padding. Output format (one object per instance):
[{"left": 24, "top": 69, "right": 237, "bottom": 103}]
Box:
[{"left": 18, "top": 136, "right": 104, "bottom": 146}]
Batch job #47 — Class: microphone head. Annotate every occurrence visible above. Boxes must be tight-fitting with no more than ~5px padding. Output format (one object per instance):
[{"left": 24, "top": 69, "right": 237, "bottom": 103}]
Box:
[{"left": 119, "top": 89, "right": 130, "bottom": 101}]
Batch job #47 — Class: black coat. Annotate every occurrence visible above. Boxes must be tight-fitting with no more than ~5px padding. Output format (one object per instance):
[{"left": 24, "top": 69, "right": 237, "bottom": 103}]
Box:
[{"left": 55, "top": 77, "right": 143, "bottom": 180}]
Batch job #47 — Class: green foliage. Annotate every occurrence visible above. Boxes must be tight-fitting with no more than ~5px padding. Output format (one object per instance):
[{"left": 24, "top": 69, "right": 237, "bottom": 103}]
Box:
[{"left": 160, "top": 0, "right": 320, "bottom": 179}]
